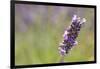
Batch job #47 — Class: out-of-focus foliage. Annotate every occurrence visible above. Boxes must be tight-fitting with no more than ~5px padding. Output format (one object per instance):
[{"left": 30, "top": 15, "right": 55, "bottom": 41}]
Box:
[{"left": 15, "top": 4, "right": 94, "bottom": 65}]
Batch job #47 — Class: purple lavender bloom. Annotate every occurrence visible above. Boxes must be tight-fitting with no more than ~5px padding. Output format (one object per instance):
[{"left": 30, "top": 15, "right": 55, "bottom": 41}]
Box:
[{"left": 59, "top": 15, "right": 86, "bottom": 56}]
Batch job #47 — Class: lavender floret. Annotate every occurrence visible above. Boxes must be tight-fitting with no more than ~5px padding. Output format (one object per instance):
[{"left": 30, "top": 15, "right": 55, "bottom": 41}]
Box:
[{"left": 59, "top": 15, "right": 86, "bottom": 56}]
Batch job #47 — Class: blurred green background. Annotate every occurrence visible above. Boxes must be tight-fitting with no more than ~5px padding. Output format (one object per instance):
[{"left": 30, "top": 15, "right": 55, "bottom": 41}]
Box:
[{"left": 15, "top": 4, "right": 94, "bottom": 65}]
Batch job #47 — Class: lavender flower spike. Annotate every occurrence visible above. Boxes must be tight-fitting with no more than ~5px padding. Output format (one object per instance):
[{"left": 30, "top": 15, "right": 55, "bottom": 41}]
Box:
[{"left": 59, "top": 15, "right": 86, "bottom": 60}]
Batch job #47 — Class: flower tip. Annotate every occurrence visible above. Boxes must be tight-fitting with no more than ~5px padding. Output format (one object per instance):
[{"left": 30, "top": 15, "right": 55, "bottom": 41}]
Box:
[
  {"left": 80, "top": 18, "right": 86, "bottom": 25},
  {"left": 82, "top": 18, "right": 86, "bottom": 23},
  {"left": 72, "top": 14, "right": 77, "bottom": 21}
]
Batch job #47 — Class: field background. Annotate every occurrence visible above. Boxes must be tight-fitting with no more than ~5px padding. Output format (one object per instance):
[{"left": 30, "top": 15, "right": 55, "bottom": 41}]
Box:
[{"left": 15, "top": 4, "right": 94, "bottom": 65}]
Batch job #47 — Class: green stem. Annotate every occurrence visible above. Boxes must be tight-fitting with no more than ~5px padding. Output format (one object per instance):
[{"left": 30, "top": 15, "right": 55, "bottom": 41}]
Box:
[{"left": 60, "top": 55, "right": 65, "bottom": 63}]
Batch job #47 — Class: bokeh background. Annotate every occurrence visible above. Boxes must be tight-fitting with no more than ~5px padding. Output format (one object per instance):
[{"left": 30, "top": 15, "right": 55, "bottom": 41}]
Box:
[{"left": 15, "top": 3, "right": 94, "bottom": 65}]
